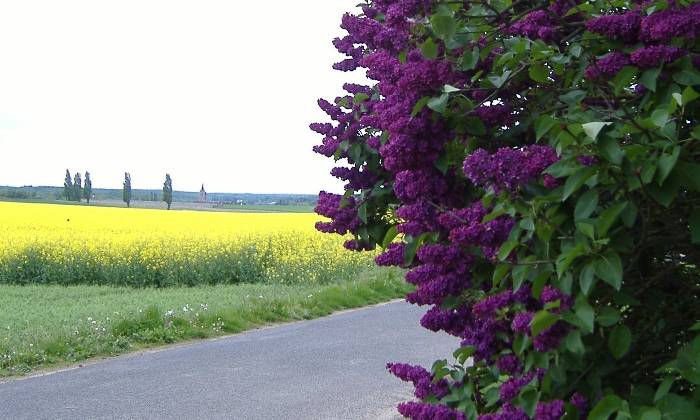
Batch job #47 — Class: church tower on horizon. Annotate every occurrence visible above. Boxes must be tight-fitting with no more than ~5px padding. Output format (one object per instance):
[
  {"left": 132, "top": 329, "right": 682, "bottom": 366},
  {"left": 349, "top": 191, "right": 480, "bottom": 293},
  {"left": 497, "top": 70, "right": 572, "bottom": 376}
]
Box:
[{"left": 199, "top": 184, "right": 207, "bottom": 203}]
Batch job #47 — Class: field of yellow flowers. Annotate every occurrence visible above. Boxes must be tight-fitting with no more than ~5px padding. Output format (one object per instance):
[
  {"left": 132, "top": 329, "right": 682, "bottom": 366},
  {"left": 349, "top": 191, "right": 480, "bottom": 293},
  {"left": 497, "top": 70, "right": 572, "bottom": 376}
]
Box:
[{"left": 0, "top": 201, "right": 373, "bottom": 286}]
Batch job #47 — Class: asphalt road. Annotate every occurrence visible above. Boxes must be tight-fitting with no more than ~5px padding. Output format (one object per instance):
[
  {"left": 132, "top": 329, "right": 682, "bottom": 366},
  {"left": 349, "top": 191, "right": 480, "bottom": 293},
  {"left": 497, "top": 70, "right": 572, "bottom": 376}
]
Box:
[{"left": 0, "top": 301, "right": 457, "bottom": 420}]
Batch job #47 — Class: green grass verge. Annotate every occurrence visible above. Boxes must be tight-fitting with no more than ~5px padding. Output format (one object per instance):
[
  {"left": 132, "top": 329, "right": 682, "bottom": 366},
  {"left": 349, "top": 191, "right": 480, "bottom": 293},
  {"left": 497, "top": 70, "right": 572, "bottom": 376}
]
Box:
[{"left": 0, "top": 268, "right": 409, "bottom": 377}]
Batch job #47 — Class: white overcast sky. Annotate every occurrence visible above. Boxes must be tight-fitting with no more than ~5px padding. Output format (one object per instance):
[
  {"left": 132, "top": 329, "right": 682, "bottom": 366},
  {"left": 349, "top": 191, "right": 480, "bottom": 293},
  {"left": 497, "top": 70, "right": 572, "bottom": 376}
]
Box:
[{"left": 0, "top": 0, "right": 365, "bottom": 194}]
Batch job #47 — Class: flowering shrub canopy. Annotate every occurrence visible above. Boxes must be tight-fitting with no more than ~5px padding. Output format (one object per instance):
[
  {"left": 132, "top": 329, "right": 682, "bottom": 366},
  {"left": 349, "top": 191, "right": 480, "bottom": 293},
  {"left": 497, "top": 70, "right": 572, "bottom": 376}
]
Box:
[{"left": 312, "top": 0, "right": 700, "bottom": 418}]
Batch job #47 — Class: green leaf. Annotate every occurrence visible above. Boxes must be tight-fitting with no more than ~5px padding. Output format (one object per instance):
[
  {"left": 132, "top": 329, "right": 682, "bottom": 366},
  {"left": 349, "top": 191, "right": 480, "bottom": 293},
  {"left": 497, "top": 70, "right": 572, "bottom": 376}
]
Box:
[
  {"left": 612, "top": 66, "right": 637, "bottom": 94},
  {"left": 519, "top": 388, "right": 540, "bottom": 418},
  {"left": 575, "top": 297, "right": 595, "bottom": 334},
  {"left": 673, "top": 69, "right": 700, "bottom": 86},
  {"left": 531, "top": 310, "right": 559, "bottom": 337},
  {"left": 580, "top": 262, "right": 597, "bottom": 295},
  {"left": 582, "top": 122, "right": 612, "bottom": 141},
  {"left": 535, "top": 115, "right": 558, "bottom": 141},
  {"left": 575, "top": 190, "right": 599, "bottom": 220},
  {"left": 656, "top": 393, "right": 700, "bottom": 419},
  {"left": 563, "top": 167, "right": 596, "bottom": 201},
  {"left": 594, "top": 250, "right": 623, "bottom": 290},
  {"left": 639, "top": 408, "right": 661, "bottom": 420},
  {"left": 597, "top": 307, "right": 621, "bottom": 327},
  {"left": 462, "top": 116, "right": 487, "bottom": 135},
  {"left": 559, "top": 90, "right": 586, "bottom": 106},
  {"left": 556, "top": 243, "right": 585, "bottom": 277},
  {"left": 576, "top": 222, "right": 595, "bottom": 239},
  {"left": 598, "top": 137, "right": 623, "bottom": 165},
  {"left": 690, "top": 209, "right": 700, "bottom": 245},
  {"left": 411, "top": 97, "right": 430, "bottom": 118},
  {"left": 657, "top": 146, "right": 681, "bottom": 185},
  {"left": 404, "top": 233, "right": 430, "bottom": 265},
  {"left": 565, "top": 330, "right": 585, "bottom": 355},
  {"left": 588, "top": 395, "right": 623, "bottom": 420},
  {"left": 492, "top": 263, "right": 511, "bottom": 288},
  {"left": 453, "top": 345, "right": 475, "bottom": 365},
  {"left": 512, "top": 264, "right": 531, "bottom": 291},
  {"left": 654, "top": 377, "right": 675, "bottom": 403},
  {"left": 639, "top": 67, "right": 661, "bottom": 92},
  {"left": 430, "top": 14, "right": 457, "bottom": 42},
  {"left": 420, "top": 38, "right": 438, "bottom": 60},
  {"left": 443, "top": 84, "right": 461, "bottom": 93},
  {"left": 682, "top": 86, "right": 699, "bottom": 105},
  {"left": 673, "top": 93, "right": 683, "bottom": 107},
  {"left": 427, "top": 93, "right": 450, "bottom": 114},
  {"left": 381, "top": 226, "right": 398, "bottom": 249},
  {"left": 498, "top": 240, "right": 519, "bottom": 261},
  {"left": 459, "top": 47, "right": 480, "bottom": 71},
  {"left": 596, "top": 202, "right": 627, "bottom": 238},
  {"left": 488, "top": 70, "right": 512, "bottom": 88},
  {"left": 608, "top": 325, "right": 632, "bottom": 359},
  {"left": 529, "top": 63, "right": 549, "bottom": 83},
  {"left": 357, "top": 202, "right": 367, "bottom": 223},
  {"left": 651, "top": 108, "right": 669, "bottom": 128}
]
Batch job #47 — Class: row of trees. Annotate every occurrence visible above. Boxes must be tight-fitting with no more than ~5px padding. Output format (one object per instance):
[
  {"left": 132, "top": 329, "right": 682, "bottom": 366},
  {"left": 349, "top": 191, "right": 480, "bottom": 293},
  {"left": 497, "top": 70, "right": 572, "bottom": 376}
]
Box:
[
  {"left": 65, "top": 171, "right": 173, "bottom": 210},
  {"left": 122, "top": 172, "right": 174, "bottom": 209},
  {"left": 63, "top": 170, "right": 92, "bottom": 203}
]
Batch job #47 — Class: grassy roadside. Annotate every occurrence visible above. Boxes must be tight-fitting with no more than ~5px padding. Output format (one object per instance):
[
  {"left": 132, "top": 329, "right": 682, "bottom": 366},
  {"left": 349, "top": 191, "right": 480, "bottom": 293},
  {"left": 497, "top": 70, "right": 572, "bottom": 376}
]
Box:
[{"left": 0, "top": 268, "right": 409, "bottom": 378}]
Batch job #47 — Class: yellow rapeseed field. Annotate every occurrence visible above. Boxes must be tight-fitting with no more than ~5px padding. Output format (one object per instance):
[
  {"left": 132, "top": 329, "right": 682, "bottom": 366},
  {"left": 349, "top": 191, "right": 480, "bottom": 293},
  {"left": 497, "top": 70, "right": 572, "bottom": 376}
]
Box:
[{"left": 0, "top": 202, "right": 373, "bottom": 286}]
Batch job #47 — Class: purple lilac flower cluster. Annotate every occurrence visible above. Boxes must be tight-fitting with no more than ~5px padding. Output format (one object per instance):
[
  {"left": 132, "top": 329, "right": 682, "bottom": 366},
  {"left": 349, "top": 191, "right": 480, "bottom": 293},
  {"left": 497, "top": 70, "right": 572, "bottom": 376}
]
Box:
[
  {"left": 397, "top": 402, "right": 467, "bottom": 420},
  {"left": 387, "top": 363, "right": 449, "bottom": 399},
  {"left": 463, "top": 145, "right": 559, "bottom": 192},
  {"left": 584, "top": 3, "right": 700, "bottom": 79},
  {"left": 314, "top": 191, "right": 360, "bottom": 235},
  {"left": 535, "top": 400, "right": 566, "bottom": 420},
  {"left": 584, "top": 52, "right": 630, "bottom": 80}
]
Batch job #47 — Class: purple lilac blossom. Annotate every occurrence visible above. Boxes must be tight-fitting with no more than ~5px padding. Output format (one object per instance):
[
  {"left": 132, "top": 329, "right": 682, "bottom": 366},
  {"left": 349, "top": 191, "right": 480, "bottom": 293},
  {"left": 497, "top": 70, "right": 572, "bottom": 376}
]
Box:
[
  {"left": 584, "top": 52, "right": 630, "bottom": 80},
  {"left": 639, "top": 3, "right": 700, "bottom": 42},
  {"left": 578, "top": 155, "right": 597, "bottom": 166},
  {"left": 535, "top": 400, "right": 566, "bottom": 420},
  {"left": 314, "top": 192, "right": 360, "bottom": 235},
  {"left": 463, "top": 145, "right": 559, "bottom": 192},
  {"left": 375, "top": 242, "right": 406, "bottom": 267},
  {"left": 500, "top": 372, "right": 537, "bottom": 400},
  {"left": 478, "top": 403, "right": 529, "bottom": 420},
  {"left": 533, "top": 322, "right": 569, "bottom": 352},
  {"left": 496, "top": 354, "right": 522, "bottom": 375},
  {"left": 387, "top": 363, "right": 449, "bottom": 399},
  {"left": 630, "top": 45, "right": 686, "bottom": 68},
  {"left": 509, "top": 10, "right": 559, "bottom": 42},
  {"left": 397, "top": 402, "right": 467, "bottom": 420},
  {"left": 586, "top": 11, "right": 641, "bottom": 41},
  {"left": 512, "top": 312, "right": 534, "bottom": 334},
  {"left": 540, "top": 286, "right": 573, "bottom": 312}
]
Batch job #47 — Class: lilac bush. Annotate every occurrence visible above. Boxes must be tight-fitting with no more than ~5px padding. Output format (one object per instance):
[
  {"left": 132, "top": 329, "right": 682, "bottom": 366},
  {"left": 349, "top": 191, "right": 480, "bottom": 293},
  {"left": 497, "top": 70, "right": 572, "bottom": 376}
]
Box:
[{"left": 312, "top": 0, "right": 700, "bottom": 418}]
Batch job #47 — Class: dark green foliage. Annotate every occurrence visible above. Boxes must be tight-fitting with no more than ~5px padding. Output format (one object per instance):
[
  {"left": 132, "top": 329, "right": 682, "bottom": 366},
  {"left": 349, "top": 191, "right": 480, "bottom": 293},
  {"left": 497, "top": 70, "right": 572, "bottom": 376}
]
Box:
[
  {"left": 72, "top": 172, "right": 82, "bottom": 202},
  {"left": 162, "top": 174, "right": 172, "bottom": 210},
  {"left": 63, "top": 169, "right": 72, "bottom": 201},
  {"left": 83, "top": 172, "right": 92, "bottom": 204},
  {"left": 122, "top": 172, "right": 131, "bottom": 208}
]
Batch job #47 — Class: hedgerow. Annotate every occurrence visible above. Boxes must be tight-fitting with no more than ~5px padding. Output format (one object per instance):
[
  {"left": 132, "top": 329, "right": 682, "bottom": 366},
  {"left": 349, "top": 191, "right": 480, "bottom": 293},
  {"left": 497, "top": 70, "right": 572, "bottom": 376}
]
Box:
[{"left": 312, "top": 0, "right": 700, "bottom": 418}]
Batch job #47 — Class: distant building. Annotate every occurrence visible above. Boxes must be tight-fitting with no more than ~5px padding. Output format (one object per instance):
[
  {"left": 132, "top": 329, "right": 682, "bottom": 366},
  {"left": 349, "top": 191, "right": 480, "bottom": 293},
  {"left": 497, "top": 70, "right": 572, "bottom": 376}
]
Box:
[{"left": 199, "top": 184, "right": 207, "bottom": 202}]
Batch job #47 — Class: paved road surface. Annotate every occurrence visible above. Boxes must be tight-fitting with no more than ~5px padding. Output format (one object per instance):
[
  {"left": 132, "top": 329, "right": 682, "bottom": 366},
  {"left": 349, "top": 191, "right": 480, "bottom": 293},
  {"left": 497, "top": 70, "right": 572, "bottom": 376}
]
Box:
[{"left": 0, "top": 301, "right": 456, "bottom": 420}]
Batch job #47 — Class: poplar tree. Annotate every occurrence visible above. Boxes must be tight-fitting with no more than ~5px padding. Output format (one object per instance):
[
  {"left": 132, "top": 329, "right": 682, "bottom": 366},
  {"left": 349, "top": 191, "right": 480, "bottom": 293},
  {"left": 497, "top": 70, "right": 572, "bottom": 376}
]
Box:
[
  {"left": 83, "top": 172, "right": 92, "bottom": 203},
  {"left": 123, "top": 172, "right": 132, "bottom": 208},
  {"left": 73, "top": 172, "right": 82, "bottom": 202},
  {"left": 63, "top": 169, "right": 73, "bottom": 201},
  {"left": 162, "top": 174, "right": 173, "bottom": 210}
]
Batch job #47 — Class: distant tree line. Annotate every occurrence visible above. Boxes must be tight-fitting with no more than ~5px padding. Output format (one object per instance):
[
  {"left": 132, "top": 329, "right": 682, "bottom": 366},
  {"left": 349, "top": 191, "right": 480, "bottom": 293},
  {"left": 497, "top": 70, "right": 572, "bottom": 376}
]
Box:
[{"left": 61, "top": 170, "right": 176, "bottom": 209}]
